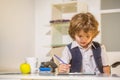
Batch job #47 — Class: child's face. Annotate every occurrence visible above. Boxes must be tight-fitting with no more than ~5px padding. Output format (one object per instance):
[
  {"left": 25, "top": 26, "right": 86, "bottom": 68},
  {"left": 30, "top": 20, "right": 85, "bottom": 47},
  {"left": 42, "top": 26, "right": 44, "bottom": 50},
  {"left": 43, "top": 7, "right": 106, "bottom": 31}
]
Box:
[{"left": 74, "top": 30, "right": 93, "bottom": 48}]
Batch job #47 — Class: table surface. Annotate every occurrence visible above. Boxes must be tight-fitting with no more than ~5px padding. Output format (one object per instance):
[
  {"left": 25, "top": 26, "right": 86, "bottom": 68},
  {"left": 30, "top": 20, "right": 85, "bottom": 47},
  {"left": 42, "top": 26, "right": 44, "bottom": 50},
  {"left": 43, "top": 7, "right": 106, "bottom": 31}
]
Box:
[{"left": 0, "top": 73, "right": 120, "bottom": 80}]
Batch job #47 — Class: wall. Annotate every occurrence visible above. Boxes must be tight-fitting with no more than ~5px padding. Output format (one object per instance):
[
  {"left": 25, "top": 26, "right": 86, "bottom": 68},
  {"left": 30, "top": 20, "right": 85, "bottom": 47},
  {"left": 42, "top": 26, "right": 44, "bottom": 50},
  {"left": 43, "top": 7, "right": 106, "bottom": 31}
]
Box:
[
  {"left": 35, "top": 0, "right": 63, "bottom": 64},
  {"left": 0, "top": 0, "right": 35, "bottom": 72}
]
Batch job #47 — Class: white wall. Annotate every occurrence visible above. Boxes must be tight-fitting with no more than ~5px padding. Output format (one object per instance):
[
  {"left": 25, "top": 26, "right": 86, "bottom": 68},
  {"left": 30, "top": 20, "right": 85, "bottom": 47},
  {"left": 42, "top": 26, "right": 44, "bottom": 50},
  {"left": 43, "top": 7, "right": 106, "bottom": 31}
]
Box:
[
  {"left": 35, "top": 0, "right": 63, "bottom": 65},
  {"left": 0, "top": 0, "right": 63, "bottom": 72},
  {"left": 0, "top": 0, "right": 35, "bottom": 72}
]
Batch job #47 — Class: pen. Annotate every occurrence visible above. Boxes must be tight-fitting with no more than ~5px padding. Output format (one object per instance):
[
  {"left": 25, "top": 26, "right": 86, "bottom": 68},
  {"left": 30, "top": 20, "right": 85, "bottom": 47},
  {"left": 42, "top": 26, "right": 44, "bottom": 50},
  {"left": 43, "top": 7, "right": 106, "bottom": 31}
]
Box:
[{"left": 54, "top": 54, "right": 66, "bottom": 64}]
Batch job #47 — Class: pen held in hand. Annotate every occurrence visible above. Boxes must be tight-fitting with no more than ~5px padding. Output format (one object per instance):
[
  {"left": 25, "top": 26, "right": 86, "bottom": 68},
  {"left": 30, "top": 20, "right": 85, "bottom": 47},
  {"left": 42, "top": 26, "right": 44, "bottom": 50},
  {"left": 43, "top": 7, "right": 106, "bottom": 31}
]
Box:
[{"left": 54, "top": 54, "right": 66, "bottom": 64}]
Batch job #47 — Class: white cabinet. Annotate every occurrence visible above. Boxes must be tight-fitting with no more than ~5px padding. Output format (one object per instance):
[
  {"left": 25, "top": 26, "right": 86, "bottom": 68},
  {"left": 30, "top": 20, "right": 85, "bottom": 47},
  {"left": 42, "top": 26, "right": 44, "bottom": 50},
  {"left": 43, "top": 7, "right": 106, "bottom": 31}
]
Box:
[
  {"left": 50, "top": 1, "right": 88, "bottom": 47},
  {"left": 101, "top": 0, "right": 120, "bottom": 51}
]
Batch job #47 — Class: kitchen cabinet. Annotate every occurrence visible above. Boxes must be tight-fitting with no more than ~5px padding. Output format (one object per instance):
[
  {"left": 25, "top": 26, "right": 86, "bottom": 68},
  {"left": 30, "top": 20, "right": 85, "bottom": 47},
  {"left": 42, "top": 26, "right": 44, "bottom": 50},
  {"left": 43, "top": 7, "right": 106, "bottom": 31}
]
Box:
[{"left": 101, "top": 0, "right": 120, "bottom": 51}]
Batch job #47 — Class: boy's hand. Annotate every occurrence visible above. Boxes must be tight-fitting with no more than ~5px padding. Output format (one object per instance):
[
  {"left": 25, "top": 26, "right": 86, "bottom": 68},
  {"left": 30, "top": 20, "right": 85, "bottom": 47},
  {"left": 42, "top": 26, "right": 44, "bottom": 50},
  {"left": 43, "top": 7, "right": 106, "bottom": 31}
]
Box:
[
  {"left": 58, "top": 64, "right": 71, "bottom": 73},
  {"left": 103, "top": 66, "right": 111, "bottom": 75}
]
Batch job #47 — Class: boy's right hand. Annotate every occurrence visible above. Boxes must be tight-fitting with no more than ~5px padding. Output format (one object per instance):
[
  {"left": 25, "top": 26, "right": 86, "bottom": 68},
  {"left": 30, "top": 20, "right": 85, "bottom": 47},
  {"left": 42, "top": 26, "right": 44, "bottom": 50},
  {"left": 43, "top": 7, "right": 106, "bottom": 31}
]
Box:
[{"left": 58, "top": 64, "right": 71, "bottom": 73}]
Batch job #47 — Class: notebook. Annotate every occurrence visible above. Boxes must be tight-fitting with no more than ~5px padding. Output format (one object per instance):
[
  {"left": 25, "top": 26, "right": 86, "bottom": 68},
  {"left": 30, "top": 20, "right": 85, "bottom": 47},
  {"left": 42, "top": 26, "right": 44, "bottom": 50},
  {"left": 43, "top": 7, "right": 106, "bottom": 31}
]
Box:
[
  {"left": 0, "top": 72, "right": 21, "bottom": 75},
  {"left": 58, "top": 72, "right": 95, "bottom": 76}
]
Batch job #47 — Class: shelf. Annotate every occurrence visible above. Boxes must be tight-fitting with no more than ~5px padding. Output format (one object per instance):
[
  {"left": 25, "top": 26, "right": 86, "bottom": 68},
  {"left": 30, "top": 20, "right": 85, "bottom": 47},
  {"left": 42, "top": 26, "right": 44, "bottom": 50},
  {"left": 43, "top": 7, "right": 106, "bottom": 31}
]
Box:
[
  {"left": 50, "top": 19, "right": 70, "bottom": 23},
  {"left": 51, "top": 44, "right": 67, "bottom": 48},
  {"left": 53, "top": 1, "right": 77, "bottom": 13},
  {"left": 101, "top": 9, "right": 120, "bottom": 14},
  {"left": 52, "top": 1, "right": 87, "bottom": 20}
]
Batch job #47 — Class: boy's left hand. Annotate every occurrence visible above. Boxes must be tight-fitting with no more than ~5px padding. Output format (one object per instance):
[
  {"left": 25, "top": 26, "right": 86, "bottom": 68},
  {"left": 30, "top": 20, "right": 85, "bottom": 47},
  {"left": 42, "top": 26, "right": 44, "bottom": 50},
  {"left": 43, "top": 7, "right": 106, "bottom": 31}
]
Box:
[{"left": 103, "top": 66, "right": 111, "bottom": 75}]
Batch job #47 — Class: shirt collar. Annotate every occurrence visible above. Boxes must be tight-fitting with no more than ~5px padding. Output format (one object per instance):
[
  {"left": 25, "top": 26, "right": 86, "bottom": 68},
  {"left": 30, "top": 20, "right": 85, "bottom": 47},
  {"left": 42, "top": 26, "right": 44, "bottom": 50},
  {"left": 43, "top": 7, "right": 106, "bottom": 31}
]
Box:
[{"left": 71, "top": 41, "right": 96, "bottom": 49}]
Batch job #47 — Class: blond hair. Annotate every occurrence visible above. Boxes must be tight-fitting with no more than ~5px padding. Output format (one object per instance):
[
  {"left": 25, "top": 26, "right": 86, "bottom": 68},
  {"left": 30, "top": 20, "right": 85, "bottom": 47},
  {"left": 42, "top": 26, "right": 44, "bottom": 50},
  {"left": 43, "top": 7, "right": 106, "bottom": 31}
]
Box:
[{"left": 69, "top": 12, "right": 99, "bottom": 40}]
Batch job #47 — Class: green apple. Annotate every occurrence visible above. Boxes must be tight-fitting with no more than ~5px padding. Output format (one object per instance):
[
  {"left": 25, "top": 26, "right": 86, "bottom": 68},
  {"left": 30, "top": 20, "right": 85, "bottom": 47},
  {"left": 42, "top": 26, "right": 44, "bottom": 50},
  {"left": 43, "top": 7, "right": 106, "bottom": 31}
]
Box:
[{"left": 20, "top": 63, "right": 31, "bottom": 74}]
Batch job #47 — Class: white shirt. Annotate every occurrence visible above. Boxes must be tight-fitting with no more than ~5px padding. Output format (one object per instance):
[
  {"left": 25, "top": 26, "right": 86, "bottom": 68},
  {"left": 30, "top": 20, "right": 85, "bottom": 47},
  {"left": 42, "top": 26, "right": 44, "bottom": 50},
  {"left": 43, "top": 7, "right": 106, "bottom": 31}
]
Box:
[{"left": 61, "top": 41, "right": 109, "bottom": 74}]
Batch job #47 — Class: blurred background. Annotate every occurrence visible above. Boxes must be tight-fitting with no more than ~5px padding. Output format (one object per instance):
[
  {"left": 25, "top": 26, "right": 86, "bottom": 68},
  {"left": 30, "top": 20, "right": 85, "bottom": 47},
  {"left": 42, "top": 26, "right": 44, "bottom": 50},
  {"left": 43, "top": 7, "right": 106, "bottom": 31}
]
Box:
[{"left": 0, "top": 0, "right": 120, "bottom": 75}]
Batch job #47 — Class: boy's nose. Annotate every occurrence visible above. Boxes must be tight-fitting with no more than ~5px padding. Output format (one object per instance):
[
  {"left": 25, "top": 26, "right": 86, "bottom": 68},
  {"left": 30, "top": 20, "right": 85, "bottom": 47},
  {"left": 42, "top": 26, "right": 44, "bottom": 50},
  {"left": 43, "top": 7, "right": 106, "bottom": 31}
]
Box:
[{"left": 80, "top": 37, "right": 87, "bottom": 41}]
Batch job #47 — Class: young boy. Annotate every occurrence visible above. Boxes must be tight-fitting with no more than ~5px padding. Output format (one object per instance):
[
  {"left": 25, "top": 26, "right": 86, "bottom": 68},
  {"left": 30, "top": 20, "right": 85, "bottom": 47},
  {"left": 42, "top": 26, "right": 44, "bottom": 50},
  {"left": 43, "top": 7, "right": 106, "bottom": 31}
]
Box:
[{"left": 58, "top": 12, "right": 110, "bottom": 74}]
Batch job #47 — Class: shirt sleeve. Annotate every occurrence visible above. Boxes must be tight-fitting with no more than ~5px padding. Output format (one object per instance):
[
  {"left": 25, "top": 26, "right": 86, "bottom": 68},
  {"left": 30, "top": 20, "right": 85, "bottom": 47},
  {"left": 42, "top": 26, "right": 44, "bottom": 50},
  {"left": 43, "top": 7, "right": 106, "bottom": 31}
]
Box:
[
  {"left": 101, "top": 45, "right": 110, "bottom": 66},
  {"left": 60, "top": 46, "right": 72, "bottom": 64}
]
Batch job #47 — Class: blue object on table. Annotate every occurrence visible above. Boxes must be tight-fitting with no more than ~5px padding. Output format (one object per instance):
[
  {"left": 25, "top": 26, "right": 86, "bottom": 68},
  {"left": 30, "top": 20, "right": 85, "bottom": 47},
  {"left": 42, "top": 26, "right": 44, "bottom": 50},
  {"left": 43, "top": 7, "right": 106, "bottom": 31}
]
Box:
[
  {"left": 39, "top": 67, "right": 52, "bottom": 74},
  {"left": 39, "top": 67, "right": 54, "bottom": 75},
  {"left": 39, "top": 67, "right": 51, "bottom": 71}
]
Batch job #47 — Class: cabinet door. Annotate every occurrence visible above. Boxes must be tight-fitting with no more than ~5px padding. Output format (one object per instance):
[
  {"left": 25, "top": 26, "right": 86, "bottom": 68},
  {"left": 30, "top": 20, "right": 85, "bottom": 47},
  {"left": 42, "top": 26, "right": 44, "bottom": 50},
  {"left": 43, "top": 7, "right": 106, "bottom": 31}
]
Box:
[{"left": 101, "top": 0, "right": 120, "bottom": 51}]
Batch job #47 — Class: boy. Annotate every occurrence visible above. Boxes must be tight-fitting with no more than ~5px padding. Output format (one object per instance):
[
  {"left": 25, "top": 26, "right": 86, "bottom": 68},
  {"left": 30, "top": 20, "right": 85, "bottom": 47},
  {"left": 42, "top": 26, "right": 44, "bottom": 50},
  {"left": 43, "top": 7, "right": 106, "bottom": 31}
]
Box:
[{"left": 58, "top": 12, "right": 110, "bottom": 74}]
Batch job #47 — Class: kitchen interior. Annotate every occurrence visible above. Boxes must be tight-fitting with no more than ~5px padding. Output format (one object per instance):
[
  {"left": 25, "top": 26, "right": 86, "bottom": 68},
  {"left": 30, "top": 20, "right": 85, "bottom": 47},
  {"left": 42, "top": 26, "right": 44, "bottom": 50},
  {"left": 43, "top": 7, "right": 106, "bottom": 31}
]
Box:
[{"left": 0, "top": 0, "right": 120, "bottom": 79}]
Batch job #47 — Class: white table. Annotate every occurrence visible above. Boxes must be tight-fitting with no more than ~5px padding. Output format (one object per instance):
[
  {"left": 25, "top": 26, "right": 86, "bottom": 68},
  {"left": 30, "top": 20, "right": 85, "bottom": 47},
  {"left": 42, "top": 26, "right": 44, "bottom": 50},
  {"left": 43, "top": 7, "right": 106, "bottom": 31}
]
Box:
[{"left": 0, "top": 73, "right": 120, "bottom": 80}]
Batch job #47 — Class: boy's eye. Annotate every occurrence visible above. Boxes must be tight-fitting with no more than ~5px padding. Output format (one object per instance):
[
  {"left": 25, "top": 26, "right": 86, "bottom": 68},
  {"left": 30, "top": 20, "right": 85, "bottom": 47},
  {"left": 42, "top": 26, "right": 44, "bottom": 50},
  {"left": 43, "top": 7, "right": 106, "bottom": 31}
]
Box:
[{"left": 78, "top": 35, "right": 82, "bottom": 38}]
